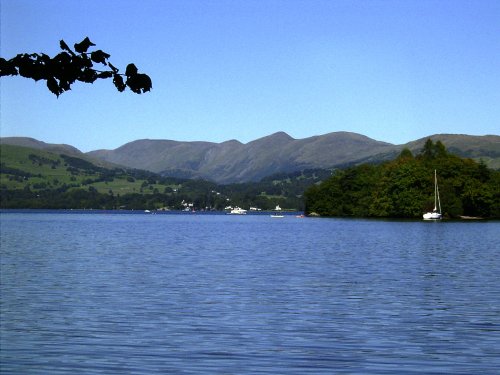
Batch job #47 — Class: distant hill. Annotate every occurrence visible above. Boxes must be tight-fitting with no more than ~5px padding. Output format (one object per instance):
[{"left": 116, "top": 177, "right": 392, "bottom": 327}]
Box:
[
  {"left": 403, "top": 134, "right": 500, "bottom": 166},
  {"left": 87, "top": 132, "right": 394, "bottom": 183},
  {"left": 86, "top": 132, "right": 499, "bottom": 183},
  {"left": 0, "top": 144, "right": 317, "bottom": 211},
  {"left": 2, "top": 132, "right": 499, "bottom": 183},
  {"left": 1, "top": 137, "right": 115, "bottom": 169},
  {"left": 0, "top": 137, "right": 82, "bottom": 156},
  {"left": 351, "top": 134, "right": 500, "bottom": 170}
]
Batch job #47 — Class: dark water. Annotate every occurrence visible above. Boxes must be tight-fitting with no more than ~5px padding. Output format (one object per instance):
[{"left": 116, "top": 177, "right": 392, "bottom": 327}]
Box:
[{"left": 1, "top": 212, "right": 499, "bottom": 374}]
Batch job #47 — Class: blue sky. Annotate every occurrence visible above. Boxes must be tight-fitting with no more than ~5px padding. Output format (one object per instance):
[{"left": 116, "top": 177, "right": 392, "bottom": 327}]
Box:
[{"left": 1, "top": 0, "right": 499, "bottom": 152}]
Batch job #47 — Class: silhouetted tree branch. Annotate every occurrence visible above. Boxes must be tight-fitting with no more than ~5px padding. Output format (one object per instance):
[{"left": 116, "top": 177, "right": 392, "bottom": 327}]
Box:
[{"left": 0, "top": 37, "right": 152, "bottom": 97}]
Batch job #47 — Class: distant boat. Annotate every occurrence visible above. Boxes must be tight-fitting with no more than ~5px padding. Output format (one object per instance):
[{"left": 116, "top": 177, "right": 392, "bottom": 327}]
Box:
[
  {"left": 228, "top": 207, "right": 247, "bottom": 215},
  {"left": 271, "top": 204, "right": 284, "bottom": 218},
  {"left": 423, "top": 170, "right": 442, "bottom": 220}
]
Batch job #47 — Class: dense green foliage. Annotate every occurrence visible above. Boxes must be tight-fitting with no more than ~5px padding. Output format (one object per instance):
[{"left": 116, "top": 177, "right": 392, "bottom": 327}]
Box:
[
  {"left": 0, "top": 145, "right": 324, "bottom": 210},
  {"left": 304, "top": 140, "right": 500, "bottom": 218}
]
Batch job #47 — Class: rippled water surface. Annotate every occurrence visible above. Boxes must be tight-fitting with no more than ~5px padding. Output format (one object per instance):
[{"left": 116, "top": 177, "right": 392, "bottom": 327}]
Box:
[{"left": 1, "top": 212, "right": 499, "bottom": 374}]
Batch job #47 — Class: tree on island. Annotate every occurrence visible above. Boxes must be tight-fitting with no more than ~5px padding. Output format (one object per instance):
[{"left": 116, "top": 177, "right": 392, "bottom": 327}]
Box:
[
  {"left": 0, "top": 37, "right": 152, "bottom": 97},
  {"left": 304, "top": 139, "right": 500, "bottom": 218}
]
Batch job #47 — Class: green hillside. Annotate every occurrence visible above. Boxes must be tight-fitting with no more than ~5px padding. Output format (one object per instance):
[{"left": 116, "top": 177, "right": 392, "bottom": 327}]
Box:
[
  {"left": 0, "top": 144, "right": 167, "bottom": 194},
  {"left": 1, "top": 145, "right": 190, "bottom": 209},
  {"left": 0, "top": 144, "right": 316, "bottom": 210}
]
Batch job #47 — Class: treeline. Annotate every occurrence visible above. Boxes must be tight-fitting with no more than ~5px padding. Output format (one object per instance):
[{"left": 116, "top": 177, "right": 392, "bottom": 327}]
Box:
[
  {"left": 0, "top": 172, "right": 319, "bottom": 211},
  {"left": 219, "top": 168, "right": 331, "bottom": 211},
  {"left": 1, "top": 145, "right": 327, "bottom": 210},
  {"left": 304, "top": 140, "right": 500, "bottom": 218},
  {"left": 0, "top": 181, "right": 298, "bottom": 211},
  {"left": 0, "top": 188, "right": 204, "bottom": 210}
]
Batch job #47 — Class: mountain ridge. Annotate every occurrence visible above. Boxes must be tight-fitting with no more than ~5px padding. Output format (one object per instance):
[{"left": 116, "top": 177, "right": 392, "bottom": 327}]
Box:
[
  {"left": 86, "top": 131, "right": 397, "bottom": 183},
  {"left": 2, "top": 132, "right": 499, "bottom": 183}
]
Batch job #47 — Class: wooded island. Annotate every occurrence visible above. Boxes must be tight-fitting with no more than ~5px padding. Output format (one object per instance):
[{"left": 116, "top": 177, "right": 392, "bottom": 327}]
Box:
[{"left": 304, "top": 140, "right": 500, "bottom": 218}]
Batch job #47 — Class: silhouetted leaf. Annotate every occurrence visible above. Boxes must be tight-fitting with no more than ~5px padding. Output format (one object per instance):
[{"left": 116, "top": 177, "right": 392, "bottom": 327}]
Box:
[
  {"left": 47, "top": 77, "right": 61, "bottom": 97},
  {"left": 126, "top": 73, "right": 152, "bottom": 94},
  {"left": 138, "top": 73, "right": 152, "bottom": 92},
  {"left": 57, "top": 67, "right": 77, "bottom": 87},
  {"left": 29, "top": 58, "right": 47, "bottom": 81},
  {"left": 113, "top": 74, "right": 126, "bottom": 92},
  {"left": 78, "top": 69, "right": 98, "bottom": 83},
  {"left": 90, "top": 50, "right": 111, "bottom": 65},
  {"left": 77, "top": 54, "right": 93, "bottom": 69},
  {"left": 14, "top": 54, "right": 36, "bottom": 78},
  {"left": 0, "top": 58, "right": 18, "bottom": 76},
  {"left": 125, "top": 63, "right": 138, "bottom": 77},
  {"left": 51, "top": 52, "right": 72, "bottom": 77},
  {"left": 59, "top": 79, "right": 72, "bottom": 92},
  {"left": 59, "top": 39, "right": 74, "bottom": 55},
  {"left": 74, "top": 37, "right": 96, "bottom": 53},
  {"left": 53, "top": 52, "right": 72, "bottom": 64}
]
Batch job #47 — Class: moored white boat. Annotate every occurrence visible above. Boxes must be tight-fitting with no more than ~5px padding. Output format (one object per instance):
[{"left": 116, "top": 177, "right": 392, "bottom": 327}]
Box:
[
  {"left": 228, "top": 207, "right": 247, "bottom": 215},
  {"left": 271, "top": 204, "right": 284, "bottom": 218},
  {"left": 423, "top": 170, "right": 442, "bottom": 220}
]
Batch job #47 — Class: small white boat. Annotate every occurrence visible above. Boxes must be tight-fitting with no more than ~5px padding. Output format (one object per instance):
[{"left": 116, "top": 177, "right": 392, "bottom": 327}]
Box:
[
  {"left": 423, "top": 170, "right": 442, "bottom": 220},
  {"left": 271, "top": 205, "right": 284, "bottom": 218},
  {"left": 228, "top": 207, "right": 247, "bottom": 215}
]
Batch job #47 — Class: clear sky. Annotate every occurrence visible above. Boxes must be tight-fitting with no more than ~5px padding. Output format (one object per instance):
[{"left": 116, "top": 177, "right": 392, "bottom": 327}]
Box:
[{"left": 1, "top": 0, "right": 499, "bottom": 152}]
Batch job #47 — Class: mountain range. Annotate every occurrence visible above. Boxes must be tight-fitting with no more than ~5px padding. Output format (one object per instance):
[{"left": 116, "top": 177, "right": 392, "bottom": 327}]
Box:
[{"left": 2, "top": 132, "right": 499, "bottom": 183}]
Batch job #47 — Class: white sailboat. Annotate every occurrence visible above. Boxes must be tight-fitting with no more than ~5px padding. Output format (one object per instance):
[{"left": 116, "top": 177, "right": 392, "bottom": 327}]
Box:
[{"left": 423, "top": 170, "right": 442, "bottom": 220}]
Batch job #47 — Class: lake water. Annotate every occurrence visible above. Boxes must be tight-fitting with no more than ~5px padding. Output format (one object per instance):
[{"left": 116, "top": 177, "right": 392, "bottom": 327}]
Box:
[{"left": 1, "top": 211, "right": 499, "bottom": 374}]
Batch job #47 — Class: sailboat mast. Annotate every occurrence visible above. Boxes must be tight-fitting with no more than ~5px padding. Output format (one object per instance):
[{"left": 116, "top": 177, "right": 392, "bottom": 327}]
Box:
[
  {"left": 436, "top": 171, "right": 441, "bottom": 214},
  {"left": 434, "top": 170, "right": 437, "bottom": 211}
]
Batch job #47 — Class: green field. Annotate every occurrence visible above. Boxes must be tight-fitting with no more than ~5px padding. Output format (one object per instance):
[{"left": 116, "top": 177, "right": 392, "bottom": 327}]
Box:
[
  {"left": 0, "top": 144, "right": 305, "bottom": 210},
  {"left": 0, "top": 144, "right": 172, "bottom": 194}
]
